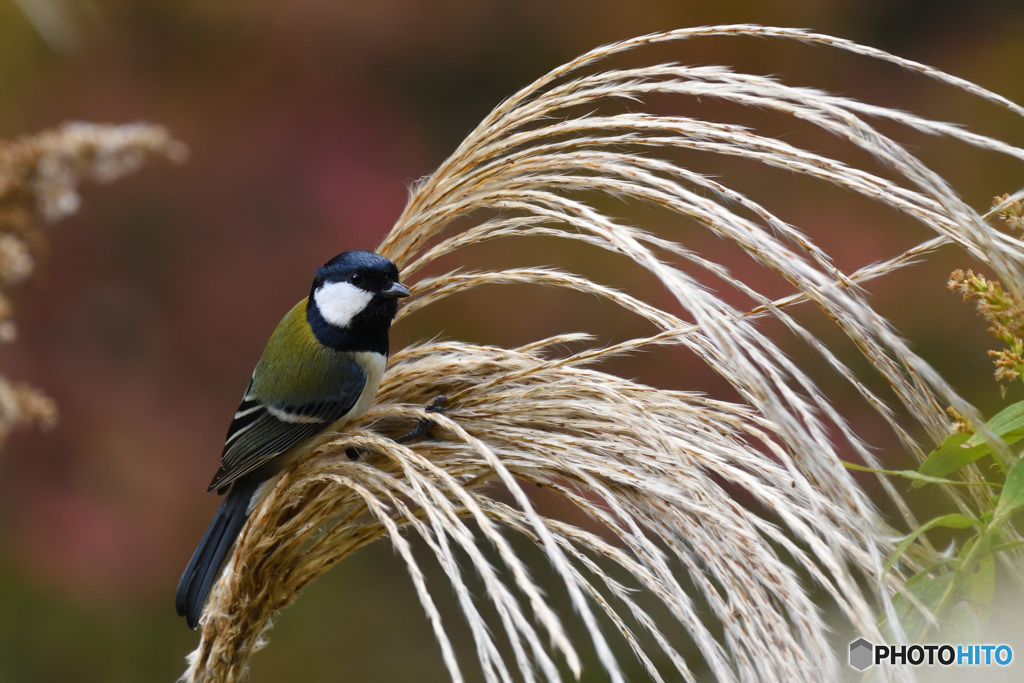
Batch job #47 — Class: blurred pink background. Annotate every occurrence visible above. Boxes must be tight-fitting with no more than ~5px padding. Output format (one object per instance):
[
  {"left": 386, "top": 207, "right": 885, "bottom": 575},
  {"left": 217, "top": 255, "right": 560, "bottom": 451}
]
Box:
[{"left": 1, "top": 1, "right": 1023, "bottom": 680}]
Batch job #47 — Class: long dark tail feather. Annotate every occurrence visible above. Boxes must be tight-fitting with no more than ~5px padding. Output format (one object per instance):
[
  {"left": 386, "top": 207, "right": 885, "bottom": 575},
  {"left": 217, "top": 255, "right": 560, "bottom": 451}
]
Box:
[{"left": 175, "top": 477, "right": 258, "bottom": 629}]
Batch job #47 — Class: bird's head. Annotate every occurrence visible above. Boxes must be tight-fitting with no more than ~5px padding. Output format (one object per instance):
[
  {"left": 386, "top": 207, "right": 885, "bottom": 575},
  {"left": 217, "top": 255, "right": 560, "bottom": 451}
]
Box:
[{"left": 307, "top": 250, "right": 409, "bottom": 350}]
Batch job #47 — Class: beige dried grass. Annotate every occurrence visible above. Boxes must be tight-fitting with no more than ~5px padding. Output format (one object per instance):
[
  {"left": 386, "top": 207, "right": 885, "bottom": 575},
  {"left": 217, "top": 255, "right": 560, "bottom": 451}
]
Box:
[
  {"left": 183, "top": 25, "right": 1024, "bottom": 682},
  {"left": 0, "top": 121, "right": 186, "bottom": 445}
]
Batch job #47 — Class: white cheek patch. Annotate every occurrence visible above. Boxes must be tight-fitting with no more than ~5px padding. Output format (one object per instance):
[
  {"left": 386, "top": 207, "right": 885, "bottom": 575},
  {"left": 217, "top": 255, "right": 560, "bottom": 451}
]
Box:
[{"left": 314, "top": 281, "right": 374, "bottom": 328}]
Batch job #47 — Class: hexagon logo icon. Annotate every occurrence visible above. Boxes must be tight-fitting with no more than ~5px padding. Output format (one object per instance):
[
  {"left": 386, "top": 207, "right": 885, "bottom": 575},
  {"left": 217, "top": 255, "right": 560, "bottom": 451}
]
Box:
[{"left": 849, "top": 638, "right": 874, "bottom": 671}]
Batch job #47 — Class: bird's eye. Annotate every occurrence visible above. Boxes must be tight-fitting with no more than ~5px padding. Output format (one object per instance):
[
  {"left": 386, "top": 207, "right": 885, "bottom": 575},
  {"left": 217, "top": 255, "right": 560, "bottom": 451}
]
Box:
[{"left": 349, "top": 271, "right": 364, "bottom": 286}]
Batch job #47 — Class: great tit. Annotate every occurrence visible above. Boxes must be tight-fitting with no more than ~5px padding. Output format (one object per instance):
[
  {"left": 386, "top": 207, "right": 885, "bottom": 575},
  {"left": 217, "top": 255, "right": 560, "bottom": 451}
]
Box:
[{"left": 175, "top": 249, "right": 409, "bottom": 629}]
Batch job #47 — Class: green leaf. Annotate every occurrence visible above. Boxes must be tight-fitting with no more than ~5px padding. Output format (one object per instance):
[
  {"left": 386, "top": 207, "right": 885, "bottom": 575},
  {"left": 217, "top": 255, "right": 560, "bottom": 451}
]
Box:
[
  {"left": 916, "top": 433, "right": 986, "bottom": 486},
  {"left": 994, "top": 457, "right": 1024, "bottom": 521},
  {"left": 985, "top": 539, "right": 1024, "bottom": 555},
  {"left": 887, "top": 573, "right": 954, "bottom": 641},
  {"left": 944, "top": 601, "right": 984, "bottom": 643},
  {"left": 844, "top": 464, "right": 988, "bottom": 487},
  {"left": 882, "top": 514, "right": 980, "bottom": 578},
  {"left": 964, "top": 400, "right": 1024, "bottom": 447},
  {"left": 917, "top": 400, "right": 1024, "bottom": 486},
  {"left": 962, "top": 555, "right": 996, "bottom": 613}
]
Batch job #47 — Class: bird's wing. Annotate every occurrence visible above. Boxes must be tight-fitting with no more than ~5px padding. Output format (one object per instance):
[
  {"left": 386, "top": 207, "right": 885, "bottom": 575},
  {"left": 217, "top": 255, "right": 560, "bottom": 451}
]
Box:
[{"left": 207, "top": 362, "right": 368, "bottom": 493}]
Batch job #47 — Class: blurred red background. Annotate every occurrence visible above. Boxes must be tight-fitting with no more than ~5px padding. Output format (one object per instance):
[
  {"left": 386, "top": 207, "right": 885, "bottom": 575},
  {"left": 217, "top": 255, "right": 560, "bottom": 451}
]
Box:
[{"left": 1, "top": 1, "right": 1023, "bottom": 680}]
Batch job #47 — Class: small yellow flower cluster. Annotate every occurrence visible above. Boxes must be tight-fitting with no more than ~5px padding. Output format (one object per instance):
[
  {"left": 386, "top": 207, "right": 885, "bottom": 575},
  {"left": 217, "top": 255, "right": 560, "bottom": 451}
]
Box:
[
  {"left": 948, "top": 268, "right": 1024, "bottom": 389},
  {"left": 945, "top": 406, "right": 973, "bottom": 434},
  {"left": 994, "top": 193, "right": 1024, "bottom": 232}
]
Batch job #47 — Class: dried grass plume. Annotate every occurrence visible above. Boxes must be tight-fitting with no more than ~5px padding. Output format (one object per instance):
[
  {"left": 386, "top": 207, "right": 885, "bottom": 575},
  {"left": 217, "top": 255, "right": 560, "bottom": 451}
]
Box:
[
  {"left": 0, "top": 121, "right": 187, "bottom": 446},
  {"left": 183, "top": 25, "right": 1024, "bottom": 682}
]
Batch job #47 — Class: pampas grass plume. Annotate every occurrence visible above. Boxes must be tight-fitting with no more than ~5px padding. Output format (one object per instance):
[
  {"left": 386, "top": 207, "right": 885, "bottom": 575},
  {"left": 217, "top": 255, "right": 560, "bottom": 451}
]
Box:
[{"left": 182, "top": 25, "right": 1024, "bottom": 682}]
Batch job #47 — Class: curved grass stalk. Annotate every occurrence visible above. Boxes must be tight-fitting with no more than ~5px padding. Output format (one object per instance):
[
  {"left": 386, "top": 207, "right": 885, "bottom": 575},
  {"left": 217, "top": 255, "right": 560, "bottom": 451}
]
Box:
[{"left": 183, "top": 25, "right": 1024, "bottom": 682}]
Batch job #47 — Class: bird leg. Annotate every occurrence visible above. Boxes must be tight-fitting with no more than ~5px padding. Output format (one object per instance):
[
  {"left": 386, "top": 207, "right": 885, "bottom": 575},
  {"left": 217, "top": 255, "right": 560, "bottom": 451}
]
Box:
[
  {"left": 347, "top": 395, "right": 448, "bottom": 460},
  {"left": 395, "top": 395, "right": 448, "bottom": 444}
]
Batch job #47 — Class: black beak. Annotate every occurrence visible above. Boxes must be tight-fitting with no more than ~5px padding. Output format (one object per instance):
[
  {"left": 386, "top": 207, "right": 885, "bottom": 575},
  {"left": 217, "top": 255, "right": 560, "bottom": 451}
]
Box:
[{"left": 381, "top": 281, "right": 411, "bottom": 299}]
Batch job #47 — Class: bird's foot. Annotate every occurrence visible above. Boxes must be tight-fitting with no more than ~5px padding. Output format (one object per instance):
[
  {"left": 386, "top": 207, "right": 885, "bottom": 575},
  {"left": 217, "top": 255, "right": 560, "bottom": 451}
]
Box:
[{"left": 395, "top": 395, "right": 448, "bottom": 444}]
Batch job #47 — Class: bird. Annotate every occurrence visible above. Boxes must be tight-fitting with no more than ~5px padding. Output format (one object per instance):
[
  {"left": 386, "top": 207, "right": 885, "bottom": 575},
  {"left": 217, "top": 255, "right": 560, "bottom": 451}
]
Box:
[{"left": 175, "top": 249, "right": 409, "bottom": 629}]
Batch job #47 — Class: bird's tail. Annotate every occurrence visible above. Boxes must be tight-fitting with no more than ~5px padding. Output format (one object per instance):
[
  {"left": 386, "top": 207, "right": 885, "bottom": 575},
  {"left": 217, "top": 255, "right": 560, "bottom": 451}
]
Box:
[{"left": 175, "top": 477, "right": 256, "bottom": 629}]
